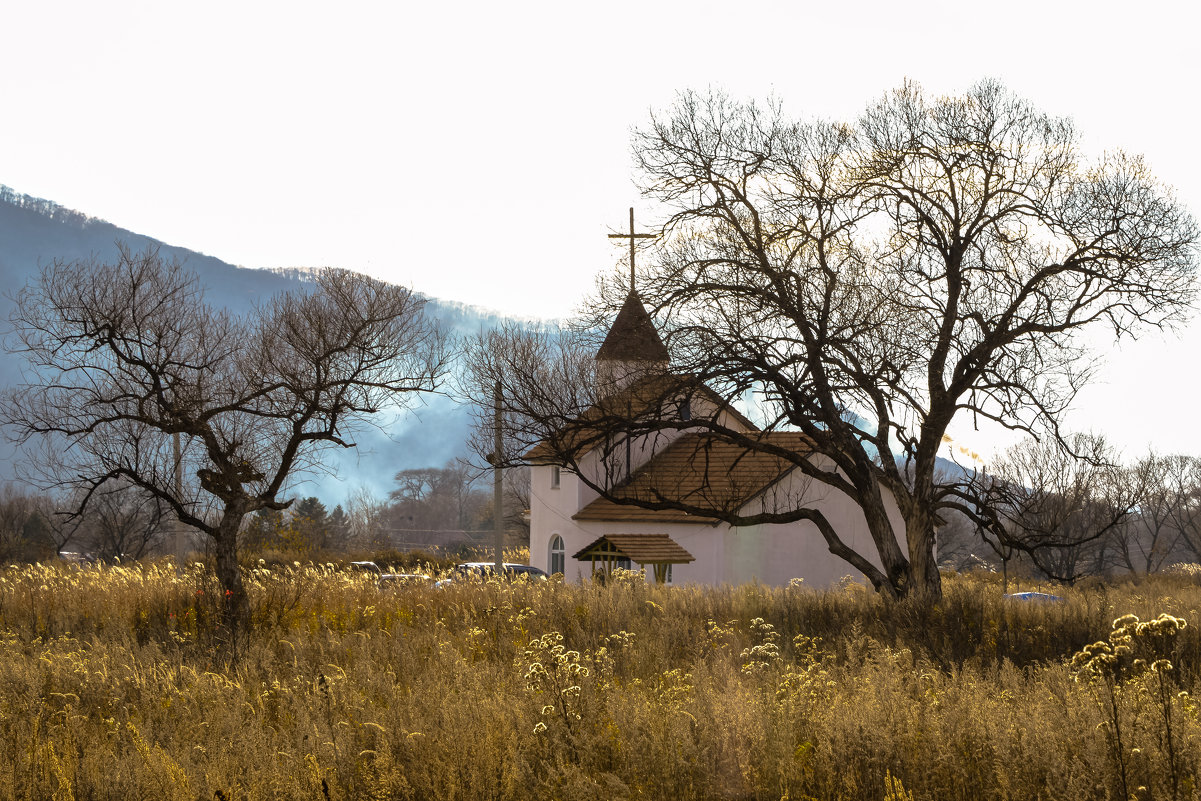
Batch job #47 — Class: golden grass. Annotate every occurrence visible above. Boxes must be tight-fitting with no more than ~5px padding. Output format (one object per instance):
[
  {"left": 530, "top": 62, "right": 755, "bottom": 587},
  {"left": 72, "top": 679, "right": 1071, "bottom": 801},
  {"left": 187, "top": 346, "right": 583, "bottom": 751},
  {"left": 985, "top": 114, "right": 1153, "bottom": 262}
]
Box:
[{"left": 2, "top": 562, "right": 1200, "bottom": 800}]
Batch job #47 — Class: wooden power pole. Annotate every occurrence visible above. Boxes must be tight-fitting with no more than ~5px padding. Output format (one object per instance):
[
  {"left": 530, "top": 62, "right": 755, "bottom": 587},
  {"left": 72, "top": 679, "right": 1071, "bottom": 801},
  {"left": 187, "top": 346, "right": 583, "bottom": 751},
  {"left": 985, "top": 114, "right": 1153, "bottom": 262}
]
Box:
[
  {"left": 172, "top": 431, "right": 186, "bottom": 561},
  {"left": 493, "top": 381, "right": 504, "bottom": 571}
]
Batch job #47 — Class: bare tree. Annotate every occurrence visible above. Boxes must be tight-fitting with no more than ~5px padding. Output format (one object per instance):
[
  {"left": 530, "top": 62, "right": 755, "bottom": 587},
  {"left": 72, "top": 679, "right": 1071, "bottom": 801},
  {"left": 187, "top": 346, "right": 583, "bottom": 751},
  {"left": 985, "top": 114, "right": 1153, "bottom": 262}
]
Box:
[
  {"left": 976, "top": 435, "right": 1139, "bottom": 583},
  {"left": 932, "top": 507, "right": 993, "bottom": 574},
  {"left": 77, "top": 483, "right": 167, "bottom": 561},
  {"left": 504, "top": 465, "right": 531, "bottom": 540},
  {"left": 2, "top": 246, "right": 449, "bottom": 635},
  {"left": 1163, "top": 454, "right": 1201, "bottom": 563},
  {"left": 459, "top": 340, "right": 583, "bottom": 552},
  {"left": 0, "top": 484, "right": 60, "bottom": 561},
  {"left": 30, "top": 495, "right": 85, "bottom": 559},
  {"left": 1107, "top": 453, "right": 1190, "bottom": 575},
  {"left": 343, "top": 486, "right": 389, "bottom": 550},
  {"left": 0, "top": 484, "right": 34, "bottom": 561},
  {"left": 388, "top": 461, "right": 486, "bottom": 532},
  {"left": 471, "top": 81, "right": 1198, "bottom": 600}
]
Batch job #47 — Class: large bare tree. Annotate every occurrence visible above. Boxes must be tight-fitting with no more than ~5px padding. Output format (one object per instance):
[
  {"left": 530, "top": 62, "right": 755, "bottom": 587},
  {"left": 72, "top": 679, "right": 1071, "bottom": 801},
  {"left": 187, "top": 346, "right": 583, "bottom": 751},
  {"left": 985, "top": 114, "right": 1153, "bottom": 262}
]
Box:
[
  {"left": 2, "top": 245, "right": 448, "bottom": 632},
  {"left": 473, "top": 81, "right": 1198, "bottom": 600}
]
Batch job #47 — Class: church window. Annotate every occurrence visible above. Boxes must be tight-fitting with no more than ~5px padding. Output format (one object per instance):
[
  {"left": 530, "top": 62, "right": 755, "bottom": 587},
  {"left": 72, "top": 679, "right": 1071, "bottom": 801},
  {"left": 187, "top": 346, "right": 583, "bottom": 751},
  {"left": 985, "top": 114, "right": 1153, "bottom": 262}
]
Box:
[
  {"left": 678, "top": 400, "right": 692, "bottom": 421},
  {"left": 551, "top": 466, "right": 561, "bottom": 489},
  {"left": 549, "top": 535, "right": 565, "bottom": 574}
]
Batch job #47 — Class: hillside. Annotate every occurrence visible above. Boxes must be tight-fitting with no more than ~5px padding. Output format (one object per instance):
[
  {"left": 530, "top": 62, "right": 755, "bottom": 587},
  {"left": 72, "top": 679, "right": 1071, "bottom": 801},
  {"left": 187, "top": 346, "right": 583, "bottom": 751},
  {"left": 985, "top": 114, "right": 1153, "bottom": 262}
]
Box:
[
  {"left": 0, "top": 186, "right": 497, "bottom": 502},
  {"left": 0, "top": 186, "right": 973, "bottom": 525}
]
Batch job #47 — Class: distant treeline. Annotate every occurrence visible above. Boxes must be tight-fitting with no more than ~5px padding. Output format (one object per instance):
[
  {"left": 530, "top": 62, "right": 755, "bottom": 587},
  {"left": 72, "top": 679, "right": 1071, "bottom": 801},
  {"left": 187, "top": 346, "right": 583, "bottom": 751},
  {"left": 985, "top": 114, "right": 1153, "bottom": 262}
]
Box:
[
  {"left": 0, "top": 185, "right": 99, "bottom": 229},
  {"left": 0, "top": 460, "right": 528, "bottom": 564}
]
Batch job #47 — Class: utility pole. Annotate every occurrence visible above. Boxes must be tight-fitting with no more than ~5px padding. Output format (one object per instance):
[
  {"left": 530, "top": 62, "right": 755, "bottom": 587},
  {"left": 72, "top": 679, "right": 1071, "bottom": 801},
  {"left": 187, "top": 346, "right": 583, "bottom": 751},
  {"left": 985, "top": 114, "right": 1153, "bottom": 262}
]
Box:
[
  {"left": 172, "top": 431, "right": 186, "bottom": 561},
  {"left": 493, "top": 381, "right": 504, "bottom": 571}
]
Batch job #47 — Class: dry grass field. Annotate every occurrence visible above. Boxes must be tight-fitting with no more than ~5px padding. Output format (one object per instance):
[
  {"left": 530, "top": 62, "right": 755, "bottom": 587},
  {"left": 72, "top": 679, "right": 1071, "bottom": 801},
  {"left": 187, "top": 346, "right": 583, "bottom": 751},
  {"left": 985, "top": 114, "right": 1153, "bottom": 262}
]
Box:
[{"left": 3, "top": 559, "right": 1200, "bottom": 800}]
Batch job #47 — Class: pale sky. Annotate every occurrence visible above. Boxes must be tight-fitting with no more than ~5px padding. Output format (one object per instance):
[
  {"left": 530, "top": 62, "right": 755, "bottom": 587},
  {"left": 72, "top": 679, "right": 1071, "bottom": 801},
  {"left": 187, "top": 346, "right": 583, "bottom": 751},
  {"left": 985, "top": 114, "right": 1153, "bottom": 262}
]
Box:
[{"left": 3, "top": 0, "right": 1200, "bottom": 462}]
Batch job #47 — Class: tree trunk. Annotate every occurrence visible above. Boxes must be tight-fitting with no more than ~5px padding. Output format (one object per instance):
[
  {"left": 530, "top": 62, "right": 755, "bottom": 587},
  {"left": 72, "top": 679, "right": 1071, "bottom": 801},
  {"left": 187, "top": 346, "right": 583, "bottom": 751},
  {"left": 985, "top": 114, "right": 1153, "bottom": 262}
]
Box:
[
  {"left": 905, "top": 441, "right": 945, "bottom": 601},
  {"left": 857, "top": 475, "right": 915, "bottom": 599},
  {"left": 908, "top": 520, "right": 942, "bottom": 601},
  {"left": 212, "top": 509, "right": 249, "bottom": 651},
  {"left": 903, "top": 505, "right": 943, "bottom": 602}
]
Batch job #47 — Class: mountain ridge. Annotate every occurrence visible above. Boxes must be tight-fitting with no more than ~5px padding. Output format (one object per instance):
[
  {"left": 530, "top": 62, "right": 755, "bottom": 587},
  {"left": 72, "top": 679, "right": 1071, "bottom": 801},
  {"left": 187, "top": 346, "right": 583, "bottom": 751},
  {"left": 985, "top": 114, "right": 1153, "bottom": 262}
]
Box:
[{"left": 0, "top": 184, "right": 495, "bottom": 502}]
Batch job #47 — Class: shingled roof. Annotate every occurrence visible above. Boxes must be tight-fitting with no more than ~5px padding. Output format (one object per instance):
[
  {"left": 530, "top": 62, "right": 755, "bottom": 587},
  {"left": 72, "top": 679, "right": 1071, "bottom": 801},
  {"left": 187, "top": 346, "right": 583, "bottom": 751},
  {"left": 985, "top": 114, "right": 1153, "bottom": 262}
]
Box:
[
  {"left": 595, "top": 291, "right": 670, "bottom": 362},
  {"left": 572, "top": 533, "right": 695, "bottom": 564},
  {"left": 521, "top": 374, "right": 759, "bottom": 463},
  {"left": 573, "top": 431, "right": 814, "bottom": 523}
]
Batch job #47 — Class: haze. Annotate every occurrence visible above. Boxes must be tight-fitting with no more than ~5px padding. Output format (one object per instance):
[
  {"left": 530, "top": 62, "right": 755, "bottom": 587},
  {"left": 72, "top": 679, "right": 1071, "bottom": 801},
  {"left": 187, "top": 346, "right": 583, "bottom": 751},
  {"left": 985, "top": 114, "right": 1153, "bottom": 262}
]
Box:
[{"left": 3, "top": 0, "right": 1199, "bottom": 461}]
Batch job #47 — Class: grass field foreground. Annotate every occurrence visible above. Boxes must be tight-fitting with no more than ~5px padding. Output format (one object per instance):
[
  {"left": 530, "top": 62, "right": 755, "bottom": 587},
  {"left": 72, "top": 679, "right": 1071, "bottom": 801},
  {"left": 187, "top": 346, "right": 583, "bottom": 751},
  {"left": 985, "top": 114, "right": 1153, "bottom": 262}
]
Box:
[{"left": 2, "top": 561, "right": 1201, "bottom": 800}]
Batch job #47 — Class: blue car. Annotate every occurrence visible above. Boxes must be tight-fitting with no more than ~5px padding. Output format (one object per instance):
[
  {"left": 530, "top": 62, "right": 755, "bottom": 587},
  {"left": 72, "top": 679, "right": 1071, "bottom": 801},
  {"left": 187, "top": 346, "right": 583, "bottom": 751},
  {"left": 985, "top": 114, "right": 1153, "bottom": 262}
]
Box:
[{"left": 1004, "top": 591, "right": 1065, "bottom": 603}]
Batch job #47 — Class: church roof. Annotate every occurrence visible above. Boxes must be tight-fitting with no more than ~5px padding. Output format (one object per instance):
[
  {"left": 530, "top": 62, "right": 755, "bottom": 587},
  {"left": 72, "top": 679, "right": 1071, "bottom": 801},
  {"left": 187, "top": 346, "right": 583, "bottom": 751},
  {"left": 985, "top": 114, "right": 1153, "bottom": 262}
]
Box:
[
  {"left": 572, "top": 533, "right": 695, "bottom": 564},
  {"left": 595, "top": 290, "right": 670, "bottom": 363},
  {"left": 521, "top": 374, "right": 759, "bottom": 463},
  {"left": 572, "top": 431, "right": 814, "bottom": 523}
]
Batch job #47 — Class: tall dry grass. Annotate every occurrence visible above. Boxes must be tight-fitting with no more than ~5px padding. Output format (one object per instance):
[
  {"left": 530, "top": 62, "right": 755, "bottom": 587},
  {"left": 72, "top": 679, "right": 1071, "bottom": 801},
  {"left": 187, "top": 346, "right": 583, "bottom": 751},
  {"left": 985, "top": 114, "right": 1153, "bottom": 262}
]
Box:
[{"left": 2, "top": 561, "right": 1200, "bottom": 800}]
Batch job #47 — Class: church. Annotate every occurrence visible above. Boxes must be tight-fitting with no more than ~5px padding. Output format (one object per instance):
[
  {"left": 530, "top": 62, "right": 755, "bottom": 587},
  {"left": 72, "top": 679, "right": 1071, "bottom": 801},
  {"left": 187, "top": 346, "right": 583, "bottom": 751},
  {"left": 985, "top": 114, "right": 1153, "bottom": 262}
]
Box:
[{"left": 525, "top": 284, "right": 907, "bottom": 588}]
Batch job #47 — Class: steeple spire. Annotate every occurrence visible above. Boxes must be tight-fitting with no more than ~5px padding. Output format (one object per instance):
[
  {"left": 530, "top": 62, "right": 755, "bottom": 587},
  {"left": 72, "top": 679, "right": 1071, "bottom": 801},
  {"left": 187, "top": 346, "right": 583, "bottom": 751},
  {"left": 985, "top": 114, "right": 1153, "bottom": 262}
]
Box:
[{"left": 595, "top": 291, "right": 670, "bottom": 363}]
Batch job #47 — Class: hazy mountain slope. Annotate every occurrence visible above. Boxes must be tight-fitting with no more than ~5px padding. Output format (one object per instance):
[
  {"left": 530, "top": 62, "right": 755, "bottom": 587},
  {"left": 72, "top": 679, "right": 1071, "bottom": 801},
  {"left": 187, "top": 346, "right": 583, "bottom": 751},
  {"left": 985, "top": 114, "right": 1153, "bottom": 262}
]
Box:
[
  {"left": 0, "top": 186, "right": 490, "bottom": 502},
  {"left": 0, "top": 188, "right": 295, "bottom": 316},
  {"left": 1, "top": 186, "right": 971, "bottom": 515}
]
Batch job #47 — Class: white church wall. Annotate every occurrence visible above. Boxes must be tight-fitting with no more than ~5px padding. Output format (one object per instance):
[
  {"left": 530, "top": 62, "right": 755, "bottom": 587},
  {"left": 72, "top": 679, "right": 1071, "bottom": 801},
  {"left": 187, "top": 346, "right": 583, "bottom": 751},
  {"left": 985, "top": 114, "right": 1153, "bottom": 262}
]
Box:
[
  {"left": 528, "top": 458, "right": 908, "bottom": 589},
  {"left": 528, "top": 463, "right": 582, "bottom": 575},
  {"left": 719, "top": 468, "right": 907, "bottom": 587}
]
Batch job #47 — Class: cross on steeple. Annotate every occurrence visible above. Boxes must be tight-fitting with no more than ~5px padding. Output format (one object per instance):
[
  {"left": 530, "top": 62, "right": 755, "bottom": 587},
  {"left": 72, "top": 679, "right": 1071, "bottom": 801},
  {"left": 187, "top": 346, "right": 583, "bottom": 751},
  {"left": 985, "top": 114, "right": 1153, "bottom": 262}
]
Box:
[{"left": 608, "top": 207, "right": 655, "bottom": 291}]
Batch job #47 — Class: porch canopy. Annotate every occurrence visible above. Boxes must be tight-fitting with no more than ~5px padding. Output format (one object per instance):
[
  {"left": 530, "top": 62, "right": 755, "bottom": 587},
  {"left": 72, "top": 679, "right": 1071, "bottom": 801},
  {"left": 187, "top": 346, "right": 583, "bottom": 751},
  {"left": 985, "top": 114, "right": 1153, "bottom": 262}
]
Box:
[{"left": 573, "top": 533, "right": 695, "bottom": 584}]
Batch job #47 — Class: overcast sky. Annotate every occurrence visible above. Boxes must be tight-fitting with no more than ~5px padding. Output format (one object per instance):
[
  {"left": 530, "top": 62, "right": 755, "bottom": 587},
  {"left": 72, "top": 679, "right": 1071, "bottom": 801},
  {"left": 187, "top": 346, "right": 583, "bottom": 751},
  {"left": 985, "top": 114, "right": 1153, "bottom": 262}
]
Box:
[{"left": 3, "top": 0, "right": 1200, "bottom": 462}]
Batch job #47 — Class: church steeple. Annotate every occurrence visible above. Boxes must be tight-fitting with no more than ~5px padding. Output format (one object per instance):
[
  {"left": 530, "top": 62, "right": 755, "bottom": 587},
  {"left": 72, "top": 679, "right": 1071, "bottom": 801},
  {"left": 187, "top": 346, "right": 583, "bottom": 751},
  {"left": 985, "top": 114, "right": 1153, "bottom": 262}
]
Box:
[
  {"left": 596, "top": 208, "right": 668, "bottom": 396},
  {"left": 596, "top": 290, "right": 669, "bottom": 363},
  {"left": 595, "top": 291, "right": 669, "bottom": 396}
]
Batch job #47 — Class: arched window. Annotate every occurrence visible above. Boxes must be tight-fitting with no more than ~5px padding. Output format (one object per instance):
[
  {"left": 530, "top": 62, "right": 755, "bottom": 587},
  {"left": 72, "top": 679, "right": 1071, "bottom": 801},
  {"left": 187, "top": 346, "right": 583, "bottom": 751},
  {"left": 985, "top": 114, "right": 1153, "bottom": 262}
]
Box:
[{"left": 549, "top": 535, "right": 565, "bottom": 575}]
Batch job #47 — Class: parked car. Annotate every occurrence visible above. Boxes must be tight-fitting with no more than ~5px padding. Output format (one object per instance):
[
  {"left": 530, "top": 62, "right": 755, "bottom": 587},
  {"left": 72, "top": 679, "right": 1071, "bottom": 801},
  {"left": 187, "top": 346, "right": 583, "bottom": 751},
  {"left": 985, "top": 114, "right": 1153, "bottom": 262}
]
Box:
[
  {"left": 1003, "top": 591, "right": 1064, "bottom": 603},
  {"left": 434, "top": 562, "right": 549, "bottom": 588},
  {"left": 377, "top": 572, "right": 432, "bottom": 589}
]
